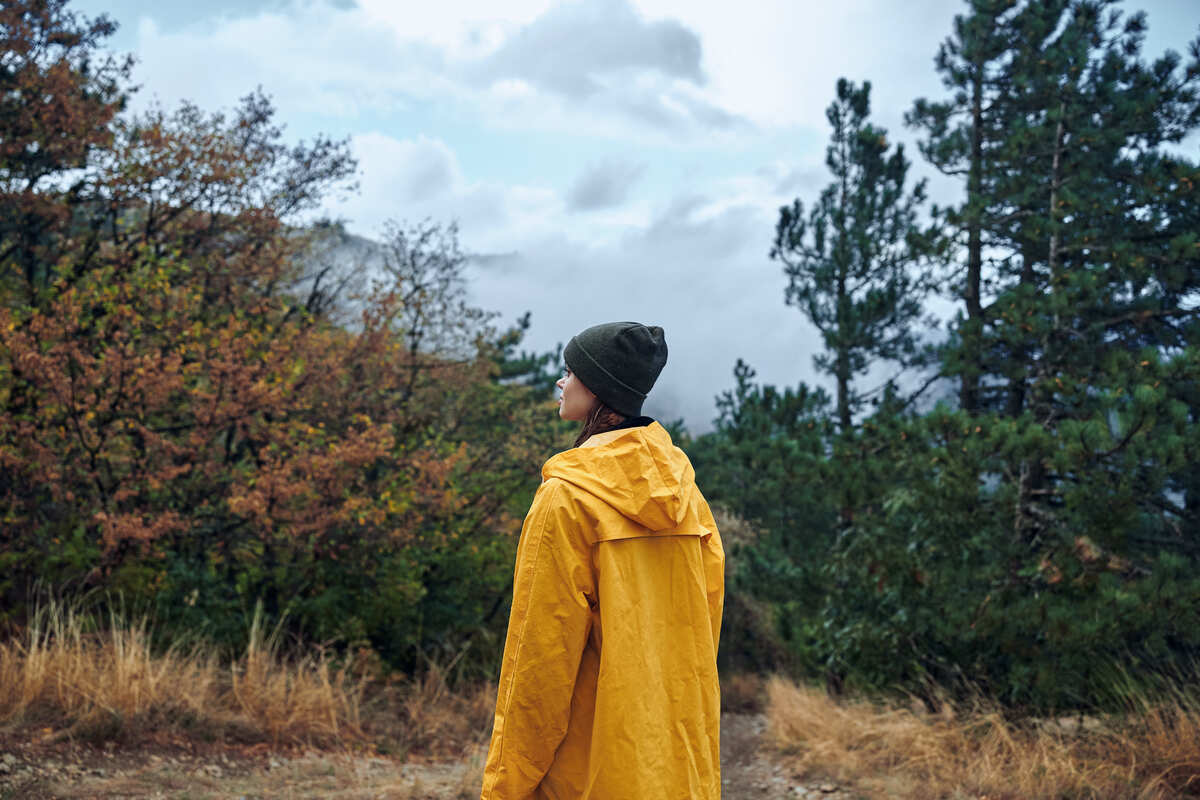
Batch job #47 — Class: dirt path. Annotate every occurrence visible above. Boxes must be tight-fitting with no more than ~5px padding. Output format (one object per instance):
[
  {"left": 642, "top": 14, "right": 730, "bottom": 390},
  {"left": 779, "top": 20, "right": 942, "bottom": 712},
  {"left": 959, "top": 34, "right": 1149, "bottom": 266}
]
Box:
[
  {"left": 1, "top": 714, "right": 861, "bottom": 799},
  {"left": 721, "top": 714, "right": 860, "bottom": 800}
]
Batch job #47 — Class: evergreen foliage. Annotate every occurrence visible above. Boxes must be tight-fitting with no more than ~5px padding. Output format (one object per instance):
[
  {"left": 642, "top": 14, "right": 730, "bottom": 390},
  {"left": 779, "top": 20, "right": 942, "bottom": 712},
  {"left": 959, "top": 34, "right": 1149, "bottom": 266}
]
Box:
[
  {"left": 688, "top": 360, "right": 836, "bottom": 673},
  {"left": 692, "top": 0, "right": 1200, "bottom": 710},
  {"left": 772, "top": 79, "right": 935, "bottom": 431}
]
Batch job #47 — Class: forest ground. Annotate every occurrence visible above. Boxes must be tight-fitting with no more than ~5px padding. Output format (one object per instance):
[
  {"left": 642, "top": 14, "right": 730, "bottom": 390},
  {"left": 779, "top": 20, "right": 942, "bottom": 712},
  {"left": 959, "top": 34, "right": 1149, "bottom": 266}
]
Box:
[
  {"left": 5, "top": 657, "right": 1197, "bottom": 799},
  {"left": 0, "top": 711, "right": 863, "bottom": 800}
]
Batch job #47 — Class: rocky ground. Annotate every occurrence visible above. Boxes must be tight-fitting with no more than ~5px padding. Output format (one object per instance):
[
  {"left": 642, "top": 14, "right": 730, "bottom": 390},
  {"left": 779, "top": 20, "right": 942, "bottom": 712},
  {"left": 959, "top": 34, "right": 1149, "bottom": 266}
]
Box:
[{"left": 0, "top": 713, "right": 862, "bottom": 799}]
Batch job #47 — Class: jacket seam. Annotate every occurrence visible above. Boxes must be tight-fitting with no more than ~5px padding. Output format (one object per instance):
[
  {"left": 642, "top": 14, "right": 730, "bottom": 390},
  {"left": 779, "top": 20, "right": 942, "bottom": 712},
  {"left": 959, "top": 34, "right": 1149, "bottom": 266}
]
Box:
[{"left": 646, "top": 434, "right": 678, "bottom": 512}]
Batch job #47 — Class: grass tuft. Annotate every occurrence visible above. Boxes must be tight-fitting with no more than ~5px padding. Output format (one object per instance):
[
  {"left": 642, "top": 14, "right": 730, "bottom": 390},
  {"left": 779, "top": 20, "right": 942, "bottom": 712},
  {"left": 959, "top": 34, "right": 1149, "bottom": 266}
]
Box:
[
  {"left": 0, "top": 601, "right": 492, "bottom": 752},
  {"left": 0, "top": 601, "right": 495, "bottom": 757},
  {"left": 766, "top": 675, "right": 1200, "bottom": 799}
]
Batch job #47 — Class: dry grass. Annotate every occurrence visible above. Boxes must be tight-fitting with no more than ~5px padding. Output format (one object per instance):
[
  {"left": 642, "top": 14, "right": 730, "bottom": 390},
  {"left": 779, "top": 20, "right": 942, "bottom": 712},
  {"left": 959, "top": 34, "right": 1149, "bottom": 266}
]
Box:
[
  {"left": 227, "top": 611, "right": 364, "bottom": 744},
  {"left": 766, "top": 675, "right": 1200, "bottom": 799},
  {"left": 0, "top": 602, "right": 492, "bottom": 755},
  {"left": 722, "top": 671, "right": 768, "bottom": 714},
  {"left": 364, "top": 662, "right": 496, "bottom": 760},
  {"left": 0, "top": 601, "right": 363, "bottom": 746}
]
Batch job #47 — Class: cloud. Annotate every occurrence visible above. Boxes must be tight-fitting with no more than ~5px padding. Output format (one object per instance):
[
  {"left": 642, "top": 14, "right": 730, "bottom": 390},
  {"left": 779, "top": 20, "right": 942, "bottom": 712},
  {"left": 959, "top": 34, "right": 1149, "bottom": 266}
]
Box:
[
  {"left": 372, "top": 135, "right": 462, "bottom": 202},
  {"left": 119, "top": 0, "right": 745, "bottom": 138},
  {"left": 128, "top": 7, "right": 448, "bottom": 117},
  {"left": 469, "top": 0, "right": 703, "bottom": 98},
  {"left": 87, "top": 0, "right": 298, "bottom": 35},
  {"left": 567, "top": 159, "right": 645, "bottom": 211},
  {"left": 351, "top": 151, "right": 837, "bottom": 428},
  {"left": 757, "top": 161, "right": 828, "bottom": 198},
  {"left": 323, "top": 133, "right": 931, "bottom": 430},
  {"left": 332, "top": 132, "right": 562, "bottom": 251},
  {"left": 462, "top": 0, "right": 750, "bottom": 133},
  {"left": 465, "top": 183, "right": 826, "bottom": 430}
]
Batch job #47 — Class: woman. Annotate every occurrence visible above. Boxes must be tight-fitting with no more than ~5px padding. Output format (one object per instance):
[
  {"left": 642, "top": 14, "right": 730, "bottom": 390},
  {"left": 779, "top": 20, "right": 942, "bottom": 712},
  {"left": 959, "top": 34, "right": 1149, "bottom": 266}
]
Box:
[{"left": 480, "top": 321, "right": 724, "bottom": 800}]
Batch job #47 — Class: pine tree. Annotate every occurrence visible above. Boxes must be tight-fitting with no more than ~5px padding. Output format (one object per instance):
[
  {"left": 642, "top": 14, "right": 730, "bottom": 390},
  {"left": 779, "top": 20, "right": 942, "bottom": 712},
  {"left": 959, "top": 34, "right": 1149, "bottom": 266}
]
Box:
[
  {"left": 686, "top": 360, "right": 836, "bottom": 672},
  {"left": 772, "top": 79, "right": 933, "bottom": 433},
  {"left": 907, "top": 0, "right": 1019, "bottom": 414},
  {"left": 819, "top": 0, "right": 1200, "bottom": 707},
  {"left": 977, "top": 1, "right": 1200, "bottom": 547}
]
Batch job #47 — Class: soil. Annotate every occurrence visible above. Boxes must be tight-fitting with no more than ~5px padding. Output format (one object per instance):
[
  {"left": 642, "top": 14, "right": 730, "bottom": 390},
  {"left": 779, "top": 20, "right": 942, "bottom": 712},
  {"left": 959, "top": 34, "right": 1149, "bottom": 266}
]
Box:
[
  {"left": 0, "top": 714, "right": 863, "bottom": 799},
  {"left": 719, "top": 714, "right": 862, "bottom": 800}
]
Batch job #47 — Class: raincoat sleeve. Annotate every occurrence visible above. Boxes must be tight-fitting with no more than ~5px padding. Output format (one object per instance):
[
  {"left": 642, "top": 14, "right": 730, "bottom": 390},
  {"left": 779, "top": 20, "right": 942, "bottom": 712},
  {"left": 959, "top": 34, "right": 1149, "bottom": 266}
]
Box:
[
  {"left": 699, "top": 497, "right": 725, "bottom": 651},
  {"left": 481, "top": 480, "right": 596, "bottom": 800}
]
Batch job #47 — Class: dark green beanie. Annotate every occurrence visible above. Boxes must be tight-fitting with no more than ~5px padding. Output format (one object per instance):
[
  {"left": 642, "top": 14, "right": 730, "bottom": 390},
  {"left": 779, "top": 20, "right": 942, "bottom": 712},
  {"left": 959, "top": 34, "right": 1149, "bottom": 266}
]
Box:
[{"left": 563, "top": 322, "right": 667, "bottom": 418}]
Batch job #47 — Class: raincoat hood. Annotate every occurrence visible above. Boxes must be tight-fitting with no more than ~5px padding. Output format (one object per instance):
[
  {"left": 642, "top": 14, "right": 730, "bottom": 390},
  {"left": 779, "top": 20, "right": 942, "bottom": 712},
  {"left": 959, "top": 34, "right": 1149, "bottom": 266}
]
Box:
[{"left": 541, "top": 421, "right": 695, "bottom": 532}]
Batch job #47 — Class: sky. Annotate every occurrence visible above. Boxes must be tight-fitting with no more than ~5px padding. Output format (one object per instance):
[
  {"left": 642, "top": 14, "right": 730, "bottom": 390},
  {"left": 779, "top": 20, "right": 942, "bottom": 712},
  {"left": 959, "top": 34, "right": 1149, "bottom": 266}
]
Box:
[{"left": 73, "top": 0, "right": 1200, "bottom": 429}]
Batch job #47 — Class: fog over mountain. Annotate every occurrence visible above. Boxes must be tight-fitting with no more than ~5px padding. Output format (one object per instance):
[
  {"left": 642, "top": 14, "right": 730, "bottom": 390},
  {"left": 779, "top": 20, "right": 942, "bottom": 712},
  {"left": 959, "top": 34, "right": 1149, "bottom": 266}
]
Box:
[{"left": 73, "top": 0, "right": 1197, "bottom": 429}]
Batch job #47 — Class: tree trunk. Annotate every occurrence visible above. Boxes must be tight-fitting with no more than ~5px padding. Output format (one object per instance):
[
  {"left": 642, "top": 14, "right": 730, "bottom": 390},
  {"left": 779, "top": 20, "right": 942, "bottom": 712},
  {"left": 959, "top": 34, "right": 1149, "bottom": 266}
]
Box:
[
  {"left": 835, "top": 119, "right": 853, "bottom": 435},
  {"left": 1006, "top": 241, "right": 1038, "bottom": 418},
  {"left": 1014, "top": 105, "right": 1067, "bottom": 547},
  {"left": 1046, "top": 107, "right": 1066, "bottom": 286},
  {"left": 961, "top": 67, "right": 985, "bottom": 414},
  {"left": 836, "top": 278, "right": 851, "bottom": 432}
]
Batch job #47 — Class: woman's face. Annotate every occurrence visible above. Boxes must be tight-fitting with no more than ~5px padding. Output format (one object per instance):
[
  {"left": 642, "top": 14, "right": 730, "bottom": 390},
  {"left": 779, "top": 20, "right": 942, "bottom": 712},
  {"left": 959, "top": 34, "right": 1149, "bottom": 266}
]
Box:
[{"left": 556, "top": 368, "right": 596, "bottom": 422}]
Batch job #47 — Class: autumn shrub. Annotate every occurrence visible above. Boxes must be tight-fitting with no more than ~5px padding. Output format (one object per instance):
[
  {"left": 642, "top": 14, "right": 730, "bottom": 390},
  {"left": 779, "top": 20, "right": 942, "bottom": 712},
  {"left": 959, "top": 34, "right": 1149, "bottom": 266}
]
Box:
[
  {"left": 0, "top": 1, "right": 565, "bottom": 677},
  {"left": 0, "top": 234, "right": 563, "bottom": 673}
]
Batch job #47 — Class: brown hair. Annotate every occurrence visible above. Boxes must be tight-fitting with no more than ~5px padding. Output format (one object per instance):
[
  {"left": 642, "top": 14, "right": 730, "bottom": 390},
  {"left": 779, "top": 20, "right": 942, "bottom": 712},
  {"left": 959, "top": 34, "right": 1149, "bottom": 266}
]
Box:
[{"left": 574, "top": 400, "right": 627, "bottom": 448}]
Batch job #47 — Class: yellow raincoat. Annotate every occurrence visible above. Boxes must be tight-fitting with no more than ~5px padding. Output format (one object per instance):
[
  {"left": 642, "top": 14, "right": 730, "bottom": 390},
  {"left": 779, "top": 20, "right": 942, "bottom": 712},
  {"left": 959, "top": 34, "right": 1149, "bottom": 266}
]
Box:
[{"left": 481, "top": 421, "right": 724, "bottom": 800}]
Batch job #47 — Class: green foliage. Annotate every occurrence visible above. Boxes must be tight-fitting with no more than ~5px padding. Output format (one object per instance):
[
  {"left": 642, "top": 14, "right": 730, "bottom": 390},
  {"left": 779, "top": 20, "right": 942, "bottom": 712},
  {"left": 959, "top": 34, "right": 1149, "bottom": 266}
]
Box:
[
  {"left": 772, "top": 78, "right": 936, "bottom": 430},
  {"left": 0, "top": 3, "right": 565, "bottom": 680},
  {"left": 699, "top": 0, "right": 1200, "bottom": 712},
  {"left": 694, "top": 360, "right": 834, "bottom": 536},
  {"left": 687, "top": 360, "right": 837, "bottom": 673},
  {"left": 816, "top": 389, "right": 1200, "bottom": 709}
]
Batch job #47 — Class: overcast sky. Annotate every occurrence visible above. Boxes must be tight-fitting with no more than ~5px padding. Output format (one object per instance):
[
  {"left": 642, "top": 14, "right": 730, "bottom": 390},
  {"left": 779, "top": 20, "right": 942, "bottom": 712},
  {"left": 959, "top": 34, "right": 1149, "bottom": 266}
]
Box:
[{"left": 75, "top": 0, "right": 1199, "bottom": 430}]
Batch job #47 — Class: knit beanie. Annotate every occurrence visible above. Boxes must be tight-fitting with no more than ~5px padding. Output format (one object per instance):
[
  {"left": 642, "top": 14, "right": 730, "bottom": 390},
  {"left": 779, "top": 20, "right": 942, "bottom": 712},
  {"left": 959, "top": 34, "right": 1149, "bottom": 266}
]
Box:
[{"left": 563, "top": 322, "right": 668, "bottom": 418}]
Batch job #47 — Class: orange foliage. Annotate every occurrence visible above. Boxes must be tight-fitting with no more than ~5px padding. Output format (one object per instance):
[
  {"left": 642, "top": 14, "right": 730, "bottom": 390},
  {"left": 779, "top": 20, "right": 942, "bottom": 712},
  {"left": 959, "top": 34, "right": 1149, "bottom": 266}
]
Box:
[{"left": 0, "top": 1, "right": 564, "bottom": 672}]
